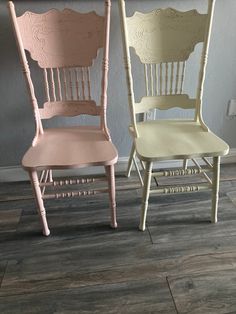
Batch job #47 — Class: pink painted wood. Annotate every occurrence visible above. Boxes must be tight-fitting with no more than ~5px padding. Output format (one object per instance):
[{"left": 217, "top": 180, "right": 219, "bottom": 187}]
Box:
[
  {"left": 16, "top": 9, "right": 105, "bottom": 68},
  {"left": 8, "top": 0, "right": 117, "bottom": 236}
]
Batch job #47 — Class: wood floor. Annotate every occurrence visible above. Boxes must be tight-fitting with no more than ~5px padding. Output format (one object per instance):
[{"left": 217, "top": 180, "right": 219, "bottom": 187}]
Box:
[{"left": 1, "top": 164, "right": 236, "bottom": 313}]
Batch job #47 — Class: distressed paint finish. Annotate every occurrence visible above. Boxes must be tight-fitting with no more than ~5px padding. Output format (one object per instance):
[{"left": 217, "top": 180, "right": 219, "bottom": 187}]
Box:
[
  {"left": 8, "top": 0, "right": 117, "bottom": 236},
  {"left": 119, "top": 0, "right": 229, "bottom": 231}
]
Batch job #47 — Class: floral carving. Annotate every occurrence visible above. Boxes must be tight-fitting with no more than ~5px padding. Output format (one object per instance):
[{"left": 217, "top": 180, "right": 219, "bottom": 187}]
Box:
[
  {"left": 127, "top": 8, "right": 207, "bottom": 63},
  {"left": 17, "top": 9, "right": 105, "bottom": 68}
]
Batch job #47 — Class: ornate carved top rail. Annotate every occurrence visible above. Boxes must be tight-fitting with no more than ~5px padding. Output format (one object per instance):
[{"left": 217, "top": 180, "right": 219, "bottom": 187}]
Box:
[
  {"left": 17, "top": 9, "right": 105, "bottom": 68},
  {"left": 126, "top": 8, "right": 207, "bottom": 64}
]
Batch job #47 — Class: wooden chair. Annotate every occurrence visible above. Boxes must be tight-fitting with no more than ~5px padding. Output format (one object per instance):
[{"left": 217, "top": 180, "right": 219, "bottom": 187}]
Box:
[
  {"left": 9, "top": 0, "right": 118, "bottom": 236},
  {"left": 119, "top": 0, "right": 229, "bottom": 231}
]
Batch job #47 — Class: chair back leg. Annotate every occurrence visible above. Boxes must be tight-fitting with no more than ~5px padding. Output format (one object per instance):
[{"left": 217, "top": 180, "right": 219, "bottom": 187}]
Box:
[
  {"left": 139, "top": 161, "right": 153, "bottom": 231},
  {"left": 211, "top": 156, "right": 220, "bottom": 223},
  {"left": 28, "top": 170, "right": 50, "bottom": 236},
  {"left": 183, "top": 159, "right": 189, "bottom": 170},
  {"left": 126, "top": 143, "right": 135, "bottom": 177},
  {"left": 105, "top": 165, "right": 117, "bottom": 228}
]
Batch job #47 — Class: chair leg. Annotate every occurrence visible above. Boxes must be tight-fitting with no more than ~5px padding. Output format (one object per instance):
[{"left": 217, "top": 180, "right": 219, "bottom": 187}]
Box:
[
  {"left": 211, "top": 156, "right": 220, "bottom": 223},
  {"left": 133, "top": 155, "right": 144, "bottom": 187},
  {"left": 183, "top": 159, "right": 188, "bottom": 170},
  {"left": 139, "top": 161, "right": 153, "bottom": 231},
  {"left": 28, "top": 170, "right": 50, "bottom": 236},
  {"left": 49, "top": 170, "right": 53, "bottom": 183},
  {"left": 105, "top": 165, "right": 117, "bottom": 228},
  {"left": 126, "top": 143, "right": 135, "bottom": 177}
]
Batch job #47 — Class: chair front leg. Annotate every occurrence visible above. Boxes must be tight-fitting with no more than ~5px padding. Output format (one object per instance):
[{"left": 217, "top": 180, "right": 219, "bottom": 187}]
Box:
[
  {"left": 28, "top": 170, "right": 50, "bottom": 236},
  {"left": 211, "top": 156, "right": 220, "bottom": 223},
  {"left": 183, "top": 159, "right": 188, "bottom": 170},
  {"left": 139, "top": 161, "right": 153, "bottom": 231},
  {"left": 105, "top": 165, "right": 117, "bottom": 228},
  {"left": 126, "top": 142, "right": 135, "bottom": 177}
]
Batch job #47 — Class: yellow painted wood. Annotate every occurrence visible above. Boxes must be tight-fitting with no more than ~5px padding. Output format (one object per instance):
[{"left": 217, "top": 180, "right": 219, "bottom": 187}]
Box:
[
  {"left": 212, "top": 156, "right": 220, "bottom": 223},
  {"left": 134, "top": 95, "right": 196, "bottom": 114},
  {"left": 139, "top": 162, "right": 152, "bottom": 231},
  {"left": 126, "top": 8, "right": 207, "bottom": 64},
  {"left": 134, "top": 120, "right": 229, "bottom": 162}
]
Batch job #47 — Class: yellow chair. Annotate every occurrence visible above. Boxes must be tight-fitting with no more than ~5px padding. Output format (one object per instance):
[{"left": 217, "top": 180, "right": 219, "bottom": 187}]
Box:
[{"left": 119, "top": 0, "right": 229, "bottom": 231}]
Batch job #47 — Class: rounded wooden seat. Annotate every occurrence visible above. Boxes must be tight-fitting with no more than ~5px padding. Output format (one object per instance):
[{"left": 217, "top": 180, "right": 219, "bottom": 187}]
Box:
[
  {"left": 135, "top": 120, "right": 229, "bottom": 162},
  {"left": 22, "top": 126, "right": 118, "bottom": 170}
]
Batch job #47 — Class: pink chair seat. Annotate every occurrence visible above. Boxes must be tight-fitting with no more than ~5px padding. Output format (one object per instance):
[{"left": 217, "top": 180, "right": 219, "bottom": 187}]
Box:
[{"left": 22, "top": 126, "right": 118, "bottom": 170}]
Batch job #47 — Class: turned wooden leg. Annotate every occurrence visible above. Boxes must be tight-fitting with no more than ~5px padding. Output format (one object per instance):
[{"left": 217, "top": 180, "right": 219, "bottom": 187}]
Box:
[
  {"left": 105, "top": 165, "right": 117, "bottom": 228},
  {"left": 211, "top": 156, "right": 220, "bottom": 223},
  {"left": 139, "top": 161, "right": 153, "bottom": 231},
  {"left": 126, "top": 143, "right": 135, "bottom": 178},
  {"left": 49, "top": 170, "right": 53, "bottom": 183},
  {"left": 183, "top": 159, "right": 188, "bottom": 170},
  {"left": 28, "top": 170, "right": 50, "bottom": 236}
]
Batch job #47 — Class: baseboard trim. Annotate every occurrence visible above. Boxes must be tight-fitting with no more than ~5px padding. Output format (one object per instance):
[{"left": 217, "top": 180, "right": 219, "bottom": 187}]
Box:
[{"left": 1, "top": 149, "right": 236, "bottom": 183}]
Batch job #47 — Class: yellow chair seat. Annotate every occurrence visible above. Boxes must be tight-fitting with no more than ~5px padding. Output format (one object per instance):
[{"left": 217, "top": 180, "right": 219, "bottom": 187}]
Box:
[{"left": 135, "top": 120, "right": 229, "bottom": 162}]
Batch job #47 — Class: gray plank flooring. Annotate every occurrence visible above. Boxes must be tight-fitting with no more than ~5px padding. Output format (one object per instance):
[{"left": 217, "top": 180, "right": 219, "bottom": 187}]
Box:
[
  {"left": 168, "top": 269, "right": 236, "bottom": 314},
  {"left": 0, "top": 164, "right": 236, "bottom": 313}
]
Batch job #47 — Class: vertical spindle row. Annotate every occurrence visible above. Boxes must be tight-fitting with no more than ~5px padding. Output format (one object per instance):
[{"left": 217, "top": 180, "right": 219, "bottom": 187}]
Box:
[
  {"left": 43, "top": 66, "right": 93, "bottom": 103},
  {"left": 143, "top": 61, "right": 186, "bottom": 97}
]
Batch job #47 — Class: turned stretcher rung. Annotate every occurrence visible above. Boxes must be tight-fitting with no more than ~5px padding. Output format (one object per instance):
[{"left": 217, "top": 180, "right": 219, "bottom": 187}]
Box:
[
  {"left": 152, "top": 167, "right": 211, "bottom": 178},
  {"left": 42, "top": 188, "right": 109, "bottom": 200},
  {"left": 149, "top": 183, "right": 211, "bottom": 195},
  {"left": 39, "top": 177, "right": 107, "bottom": 187}
]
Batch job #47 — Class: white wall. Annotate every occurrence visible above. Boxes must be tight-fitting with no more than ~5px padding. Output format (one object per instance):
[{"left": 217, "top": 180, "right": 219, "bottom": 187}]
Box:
[{"left": 0, "top": 0, "right": 236, "bottom": 168}]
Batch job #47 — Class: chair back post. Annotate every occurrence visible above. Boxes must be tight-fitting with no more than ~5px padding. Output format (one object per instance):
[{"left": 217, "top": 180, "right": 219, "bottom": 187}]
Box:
[
  {"left": 195, "top": 0, "right": 216, "bottom": 128},
  {"left": 119, "top": 0, "right": 139, "bottom": 138},
  {"left": 8, "top": 1, "right": 43, "bottom": 146},
  {"left": 100, "top": 0, "right": 112, "bottom": 140}
]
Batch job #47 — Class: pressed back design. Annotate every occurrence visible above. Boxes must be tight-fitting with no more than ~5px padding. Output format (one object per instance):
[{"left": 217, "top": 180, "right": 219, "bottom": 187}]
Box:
[
  {"left": 127, "top": 9, "right": 207, "bottom": 64},
  {"left": 17, "top": 9, "right": 104, "bottom": 68}
]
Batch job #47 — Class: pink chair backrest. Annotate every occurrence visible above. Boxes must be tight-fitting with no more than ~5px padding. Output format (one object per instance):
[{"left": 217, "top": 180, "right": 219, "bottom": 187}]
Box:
[
  {"left": 16, "top": 9, "right": 105, "bottom": 68},
  {"left": 8, "top": 1, "right": 111, "bottom": 136}
]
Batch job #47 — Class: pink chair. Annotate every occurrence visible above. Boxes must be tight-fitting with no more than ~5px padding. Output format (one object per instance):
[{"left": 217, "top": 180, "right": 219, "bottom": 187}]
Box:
[{"left": 8, "top": 0, "right": 118, "bottom": 236}]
